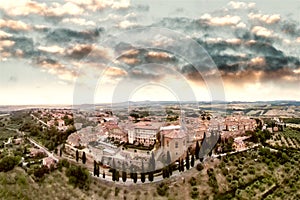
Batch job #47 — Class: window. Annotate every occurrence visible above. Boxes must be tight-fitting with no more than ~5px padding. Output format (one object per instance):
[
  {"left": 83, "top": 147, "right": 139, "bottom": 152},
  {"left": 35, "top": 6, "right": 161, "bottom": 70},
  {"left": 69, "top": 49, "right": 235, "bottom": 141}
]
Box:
[
  {"left": 175, "top": 142, "right": 178, "bottom": 148},
  {"left": 167, "top": 141, "right": 169, "bottom": 147}
]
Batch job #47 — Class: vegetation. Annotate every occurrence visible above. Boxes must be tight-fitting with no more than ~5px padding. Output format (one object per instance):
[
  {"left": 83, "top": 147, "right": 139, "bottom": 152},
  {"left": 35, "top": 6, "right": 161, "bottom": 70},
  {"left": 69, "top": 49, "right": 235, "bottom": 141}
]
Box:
[
  {"left": 0, "top": 156, "right": 21, "bottom": 172},
  {"left": 65, "top": 164, "right": 91, "bottom": 190}
]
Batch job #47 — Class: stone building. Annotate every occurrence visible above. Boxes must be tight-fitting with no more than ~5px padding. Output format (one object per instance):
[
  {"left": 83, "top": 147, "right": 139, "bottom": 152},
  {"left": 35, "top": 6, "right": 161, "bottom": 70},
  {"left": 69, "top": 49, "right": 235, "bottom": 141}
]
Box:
[
  {"left": 160, "top": 125, "right": 188, "bottom": 162},
  {"left": 128, "top": 121, "right": 161, "bottom": 146}
]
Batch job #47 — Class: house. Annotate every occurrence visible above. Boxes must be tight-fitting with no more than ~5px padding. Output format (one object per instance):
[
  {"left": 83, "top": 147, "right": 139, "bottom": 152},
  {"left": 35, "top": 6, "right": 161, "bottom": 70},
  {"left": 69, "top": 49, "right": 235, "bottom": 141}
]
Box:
[
  {"left": 128, "top": 121, "right": 161, "bottom": 146},
  {"left": 106, "top": 123, "right": 128, "bottom": 142},
  {"left": 30, "top": 148, "right": 46, "bottom": 158},
  {"left": 160, "top": 125, "right": 188, "bottom": 162},
  {"left": 42, "top": 157, "right": 56, "bottom": 168}
]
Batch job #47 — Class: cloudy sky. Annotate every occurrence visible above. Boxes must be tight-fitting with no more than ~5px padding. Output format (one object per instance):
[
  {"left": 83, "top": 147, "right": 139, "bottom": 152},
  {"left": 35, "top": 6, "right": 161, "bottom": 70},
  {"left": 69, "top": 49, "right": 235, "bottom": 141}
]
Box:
[{"left": 0, "top": 0, "right": 300, "bottom": 105}]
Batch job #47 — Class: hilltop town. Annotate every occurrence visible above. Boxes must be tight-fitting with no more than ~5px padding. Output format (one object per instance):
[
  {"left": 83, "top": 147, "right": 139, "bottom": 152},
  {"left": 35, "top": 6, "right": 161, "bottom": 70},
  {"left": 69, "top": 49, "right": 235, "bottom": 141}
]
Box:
[{"left": 1, "top": 101, "right": 300, "bottom": 199}]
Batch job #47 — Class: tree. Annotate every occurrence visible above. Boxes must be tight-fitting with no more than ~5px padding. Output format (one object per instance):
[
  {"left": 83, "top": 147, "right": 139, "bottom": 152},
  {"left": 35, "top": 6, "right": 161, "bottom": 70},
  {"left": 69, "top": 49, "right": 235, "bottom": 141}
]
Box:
[
  {"left": 65, "top": 164, "right": 90, "bottom": 189},
  {"left": 82, "top": 152, "right": 86, "bottom": 164},
  {"left": 75, "top": 150, "right": 79, "bottom": 162},
  {"left": 149, "top": 152, "right": 156, "bottom": 171},
  {"left": 181, "top": 159, "right": 184, "bottom": 172},
  {"left": 59, "top": 148, "right": 62, "bottom": 157},
  {"left": 148, "top": 171, "right": 154, "bottom": 182},
  {"left": 186, "top": 152, "right": 190, "bottom": 170},
  {"left": 0, "top": 156, "right": 21, "bottom": 172},
  {"left": 115, "top": 170, "right": 120, "bottom": 182},
  {"left": 96, "top": 165, "right": 100, "bottom": 177},
  {"left": 141, "top": 161, "right": 145, "bottom": 183},
  {"left": 178, "top": 159, "right": 182, "bottom": 172},
  {"left": 111, "top": 159, "right": 116, "bottom": 181},
  {"left": 93, "top": 160, "right": 96, "bottom": 176},
  {"left": 191, "top": 154, "right": 195, "bottom": 167},
  {"left": 166, "top": 151, "right": 171, "bottom": 165},
  {"left": 122, "top": 162, "right": 127, "bottom": 182},
  {"left": 103, "top": 171, "right": 105, "bottom": 179},
  {"left": 195, "top": 141, "right": 200, "bottom": 159},
  {"left": 162, "top": 167, "right": 170, "bottom": 179}
]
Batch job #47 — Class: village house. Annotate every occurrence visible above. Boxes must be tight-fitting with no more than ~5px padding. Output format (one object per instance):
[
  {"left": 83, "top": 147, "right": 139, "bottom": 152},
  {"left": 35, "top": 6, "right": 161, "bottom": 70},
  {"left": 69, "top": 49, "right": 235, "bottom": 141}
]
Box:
[
  {"left": 160, "top": 125, "right": 188, "bottom": 162},
  {"left": 42, "top": 157, "right": 56, "bottom": 168},
  {"left": 105, "top": 123, "right": 128, "bottom": 143},
  {"left": 128, "top": 121, "right": 161, "bottom": 146}
]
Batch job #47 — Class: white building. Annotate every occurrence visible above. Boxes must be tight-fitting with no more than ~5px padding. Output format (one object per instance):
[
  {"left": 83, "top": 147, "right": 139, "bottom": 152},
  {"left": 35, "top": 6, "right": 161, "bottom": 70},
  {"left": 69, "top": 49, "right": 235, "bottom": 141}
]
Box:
[{"left": 128, "top": 121, "right": 161, "bottom": 146}]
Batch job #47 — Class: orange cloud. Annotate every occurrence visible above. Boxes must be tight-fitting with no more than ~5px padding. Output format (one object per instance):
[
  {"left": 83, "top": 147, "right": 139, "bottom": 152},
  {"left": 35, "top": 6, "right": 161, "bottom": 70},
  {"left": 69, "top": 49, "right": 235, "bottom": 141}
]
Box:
[
  {"left": 0, "top": 30, "right": 12, "bottom": 39},
  {"left": 201, "top": 14, "right": 241, "bottom": 26},
  {"left": 248, "top": 13, "right": 280, "bottom": 24},
  {"left": 250, "top": 57, "right": 266, "bottom": 66},
  {"left": 146, "top": 51, "right": 174, "bottom": 60},
  {"left": 0, "top": 40, "right": 15, "bottom": 51},
  {"left": 251, "top": 26, "right": 273, "bottom": 37},
  {"left": 38, "top": 45, "right": 65, "bottom": 54},
  {"left": 0, "top": 19, "right": 30, "bottom": 30}
]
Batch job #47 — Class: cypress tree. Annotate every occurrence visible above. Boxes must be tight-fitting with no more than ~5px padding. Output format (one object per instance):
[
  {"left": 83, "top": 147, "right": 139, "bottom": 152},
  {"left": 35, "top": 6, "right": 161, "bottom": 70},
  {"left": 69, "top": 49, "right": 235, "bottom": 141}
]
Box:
[
  {"left": 115, "top": 170, "right": 119, "bottom": 182},
  {"left": 141, "top": 161, "right": 145, "bottom": 183},
  {"left": 181, "top": 159, "right": 184, "bottom": 172},
  {"left": 130, "top": 164, "right": 134, "bottom": 180},
  {"left": 93, "top": 160, "right": 97, "bottom": 176},
  {"left": 195, "top": 141, "right": 200, "bottom": 159},
  {"left": 122, "top": 162, "right": 127, "bottom": 182},
  {"left": 191, "top": 154, "right": 195, "bottom": 167},
  {"left": 148, "top": 171, "right": 154, "bottom": 182},
  {"left": 82, "top": 152, "right": 86, "bottom": 164},
  {"left": 166, "top": 151, "right": 171, "bottom": 165},
  {"left": 169, "top": 165, "right": 173, "bottom": 176},
  {"left": 75, "top": 150, "right": 79, "bottom": 162},
  {"left": 111, "top": 159, "right": 116, "bottom": 181},
  {"left": 96, "top": 165, "right": 100, "bottom": 177},
  {"left": 150, "top": 152, "right": 156, "bottom": 171},
  {"left": 186, "top": 152, "right": 190, "bottom": 170}
]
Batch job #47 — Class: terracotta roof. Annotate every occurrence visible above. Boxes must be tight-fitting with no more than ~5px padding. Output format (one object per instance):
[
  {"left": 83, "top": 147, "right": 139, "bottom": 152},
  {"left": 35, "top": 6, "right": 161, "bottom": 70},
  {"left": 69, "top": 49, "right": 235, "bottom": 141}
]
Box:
[{"left": 163, "top": 129, "right": 186, "bottom": 139}]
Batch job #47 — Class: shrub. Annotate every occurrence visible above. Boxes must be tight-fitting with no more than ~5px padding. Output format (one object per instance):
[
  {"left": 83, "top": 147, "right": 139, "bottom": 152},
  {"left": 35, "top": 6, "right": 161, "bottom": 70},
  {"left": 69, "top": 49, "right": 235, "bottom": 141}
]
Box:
[
  {"left": 157, "top": 182, "right": 169, "bottom": 196},
  {"left": 190, "top": 187, "right": 199, "bottom": 199},
  {"left": 189, "top": 177, "right": 197, "bottom": 186},
  {"left": 66, "top": 164, "right": 91, "bottom": 190},
  {"left": 196, "top": 163, "right": 204, "bottom": 171},
  {"left": 0, "top": 155, "right": 21, "bottom": 172}
]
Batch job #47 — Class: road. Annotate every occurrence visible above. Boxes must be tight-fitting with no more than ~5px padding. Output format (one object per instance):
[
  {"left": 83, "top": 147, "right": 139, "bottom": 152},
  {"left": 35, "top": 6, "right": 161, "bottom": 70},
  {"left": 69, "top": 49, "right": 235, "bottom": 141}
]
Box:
[
  {"left": 6, "top": 127, "right": 58, "bottom": 162},
  {"left": 30, "top": 114, "right": 50, "bottom": 128}
]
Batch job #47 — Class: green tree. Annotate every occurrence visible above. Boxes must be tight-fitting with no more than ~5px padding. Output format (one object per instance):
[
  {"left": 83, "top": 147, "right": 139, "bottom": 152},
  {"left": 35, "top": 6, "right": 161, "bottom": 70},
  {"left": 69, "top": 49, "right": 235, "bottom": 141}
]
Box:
[
  {"left": 195, "top": 141, "right": 200, "bottom": 159},
  {"left": 82, "top": 152, "right": 86, "bottom": 164},
  {"left": 93, "top": 160, "right": 97, "bottom": 176},
  {"left": 148, "top": 172, "right": 154, "bottom": 182},
  {"left": 186, "top": 152, "right": 190, "bottom": 170},
  {"left": 191, "top": 153, "right": 195, "bottom": 167},
  {"left": 181, "top": 159, "right": 185, "bottom": 172},
  {"left": 166, "top": 151, "right": 171, "bottom": 165},
  {"left": 75, "top": 150, "right": 79, "bottom": 162},
  {"left": 141, "top": 161, "right": 145, "bottom": 183},
  {"left": 65, "top": 164, "right": 90, "bottom": 190},
  {"left": 122, "top": 163, "right": 127, "bottom": 182},
  {"left": 0, "top": 156, "right": 21, "bottom": 172}
]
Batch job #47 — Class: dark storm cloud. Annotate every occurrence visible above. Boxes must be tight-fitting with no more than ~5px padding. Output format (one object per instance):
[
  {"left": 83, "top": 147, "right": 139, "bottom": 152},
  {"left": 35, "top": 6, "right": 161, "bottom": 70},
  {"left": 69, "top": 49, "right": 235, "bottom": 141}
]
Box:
[{"left": 45, "top": 28, "right": 102, "bottom": 44}]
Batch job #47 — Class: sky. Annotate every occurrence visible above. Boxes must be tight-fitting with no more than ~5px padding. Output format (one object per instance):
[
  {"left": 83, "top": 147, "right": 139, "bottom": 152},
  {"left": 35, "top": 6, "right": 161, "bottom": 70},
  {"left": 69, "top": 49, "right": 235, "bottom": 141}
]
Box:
[{"left": 0, "top": 0, "right": 300, "bottom": 105}]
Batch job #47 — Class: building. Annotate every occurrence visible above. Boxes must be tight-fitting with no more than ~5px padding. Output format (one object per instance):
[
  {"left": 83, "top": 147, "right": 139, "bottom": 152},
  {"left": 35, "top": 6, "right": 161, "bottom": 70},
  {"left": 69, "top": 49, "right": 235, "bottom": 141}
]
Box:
[
  {"left": 128, "top": 121, "right": 161, "bottom": 146},
  {"left": 42, "top": 157, "right": 56, "bottom": 168},
  {"left": 106, "top": 123, "right": 128, "bottom": 143},
  {"left": 160, "top": 125, "right": 188, "bottom": 162}
]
